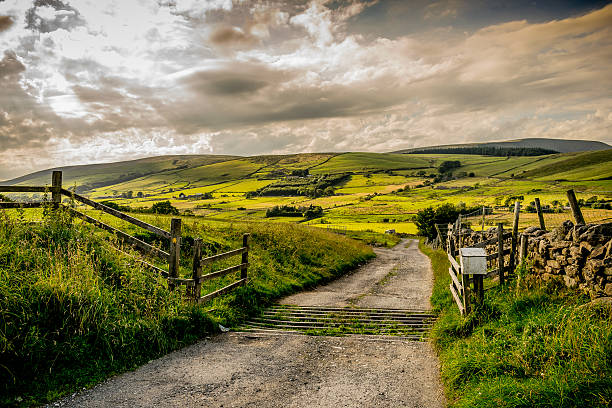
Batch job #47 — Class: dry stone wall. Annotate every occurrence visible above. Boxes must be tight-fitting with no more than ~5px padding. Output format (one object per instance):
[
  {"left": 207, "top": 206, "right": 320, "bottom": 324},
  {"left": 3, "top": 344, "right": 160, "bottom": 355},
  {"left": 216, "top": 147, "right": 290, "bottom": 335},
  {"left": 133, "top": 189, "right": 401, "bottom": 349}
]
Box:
[{"left": 459, "top": 221, "right": 612, "bottom": 299}]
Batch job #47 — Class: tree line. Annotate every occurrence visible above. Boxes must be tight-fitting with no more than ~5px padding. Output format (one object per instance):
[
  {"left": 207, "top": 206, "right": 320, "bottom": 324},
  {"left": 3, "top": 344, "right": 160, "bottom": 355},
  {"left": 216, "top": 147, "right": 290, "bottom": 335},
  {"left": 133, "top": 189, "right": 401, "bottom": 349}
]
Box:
[{"left": 407, "top": 146, "right": 558, "bottom": 156}]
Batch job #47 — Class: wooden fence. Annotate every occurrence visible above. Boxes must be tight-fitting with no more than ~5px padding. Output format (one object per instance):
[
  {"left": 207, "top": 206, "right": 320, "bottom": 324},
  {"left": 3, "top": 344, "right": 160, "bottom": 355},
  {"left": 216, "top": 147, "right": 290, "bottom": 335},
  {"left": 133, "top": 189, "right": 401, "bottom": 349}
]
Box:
[
  {"left": 446, "top": 190, "right": 586, "bottom": 315},
  {"left": 0, "top": 171, "right": 249, "bottom": 303}
]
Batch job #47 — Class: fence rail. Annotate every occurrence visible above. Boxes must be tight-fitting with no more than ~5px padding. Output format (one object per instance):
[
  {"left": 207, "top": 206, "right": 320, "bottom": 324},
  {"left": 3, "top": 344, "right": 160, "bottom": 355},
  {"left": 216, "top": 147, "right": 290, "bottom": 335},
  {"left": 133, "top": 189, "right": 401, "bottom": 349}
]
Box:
[
  {"left": 0, "top": 171, "right": 250, "bottom": 303},
  {"left": 443, "top": 189, "right": 598, "bottom": 315}
]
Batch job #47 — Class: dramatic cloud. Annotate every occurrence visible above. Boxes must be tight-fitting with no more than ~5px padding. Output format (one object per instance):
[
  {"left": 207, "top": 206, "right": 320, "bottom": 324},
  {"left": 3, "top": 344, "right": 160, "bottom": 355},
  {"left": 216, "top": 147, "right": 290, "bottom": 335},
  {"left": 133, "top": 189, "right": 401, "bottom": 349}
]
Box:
[{"left": 0, "top": 0, "right": 610, "bottom": 179}]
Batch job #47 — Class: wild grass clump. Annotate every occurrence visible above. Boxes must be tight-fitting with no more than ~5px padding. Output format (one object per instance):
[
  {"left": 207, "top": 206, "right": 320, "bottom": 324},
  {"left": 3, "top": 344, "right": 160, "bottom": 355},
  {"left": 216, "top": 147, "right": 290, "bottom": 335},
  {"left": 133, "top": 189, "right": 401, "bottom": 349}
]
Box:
[
  {"left": 421, "top": 242, "right": 612, "bottom": 408},
  {"left": 0, "top": 210, "right": 374, "bottom": 406},
  {"left": 0, "top": 209, "right": 215, "bottom": 406}
]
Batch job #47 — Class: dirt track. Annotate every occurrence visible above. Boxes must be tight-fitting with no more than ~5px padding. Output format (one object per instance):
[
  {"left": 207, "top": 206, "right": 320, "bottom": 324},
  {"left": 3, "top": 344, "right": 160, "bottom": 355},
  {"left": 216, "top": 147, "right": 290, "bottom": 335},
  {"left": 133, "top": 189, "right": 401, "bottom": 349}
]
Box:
[{"left": 52, "top": 239, "right": 446, "bottom": 408}]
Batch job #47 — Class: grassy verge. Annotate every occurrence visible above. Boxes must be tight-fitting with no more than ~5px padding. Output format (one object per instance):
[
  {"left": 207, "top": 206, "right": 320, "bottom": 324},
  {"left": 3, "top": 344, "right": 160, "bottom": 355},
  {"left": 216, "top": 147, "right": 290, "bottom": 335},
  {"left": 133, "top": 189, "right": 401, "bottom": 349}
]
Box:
[
  {"left": 419, "top": 240, "right": 612, "bottom": 408},
  {"left": 0, "top": 209, "right": 374, "bottom": 406}
]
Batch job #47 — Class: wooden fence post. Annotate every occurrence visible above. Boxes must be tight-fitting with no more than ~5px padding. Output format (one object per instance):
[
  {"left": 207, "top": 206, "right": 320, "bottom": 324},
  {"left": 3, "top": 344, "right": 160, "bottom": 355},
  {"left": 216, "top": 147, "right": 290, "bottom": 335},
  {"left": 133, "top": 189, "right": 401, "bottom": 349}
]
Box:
[
  {"left": 497, "top": 223, "right": 505, "bottom": 285},
  {"left": 534, "top": 198, "right": 546, "bottom": 230},
  {"left": 566, "top": 189, "right": 585, "bottom": 225},
  {"left": 461, "top": 270, "right": 470, "bottom": 315},
  {"left": 241, "top": 233, "right": 249, "bottom": 282},
  {"left": 191, "top": 238, "right": 202, "bottom": 300},
  {"left": 457, "top": 215, "right": 462, "bottom": 249},
  {"left": 448, "top": 224, "right": 456, "bottom": 257},
  {"left": 510, "top": 201, "right": 520, "bottom": 274},
  {"left": 481, "top": 205, "right": 486, "bottom": 232},
  {"left": 168, "top": 218, "right": 181, "bottom": 290},
  {"left": 52, "top": 171, "right": 62, "bottom": 208},
  {"left": 519, "top": 234, "right": 528, "bottom": 263},
  {"left": 473, "top": 274, "right": 484, "bottom": 305}
]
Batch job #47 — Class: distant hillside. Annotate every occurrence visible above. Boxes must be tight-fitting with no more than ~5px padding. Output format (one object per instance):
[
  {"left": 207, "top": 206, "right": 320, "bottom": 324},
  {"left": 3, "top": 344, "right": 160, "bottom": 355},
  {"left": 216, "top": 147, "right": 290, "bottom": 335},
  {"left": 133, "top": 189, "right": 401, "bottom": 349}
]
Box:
[
  {"left": 395, "top": 138, "right": 610, "bottom": 154},
  {"left": 3, "top": 155, "right": 239, "bottom": 192},
  {"left": 517, "top": 149, "right": 612, "bottom": 181}
]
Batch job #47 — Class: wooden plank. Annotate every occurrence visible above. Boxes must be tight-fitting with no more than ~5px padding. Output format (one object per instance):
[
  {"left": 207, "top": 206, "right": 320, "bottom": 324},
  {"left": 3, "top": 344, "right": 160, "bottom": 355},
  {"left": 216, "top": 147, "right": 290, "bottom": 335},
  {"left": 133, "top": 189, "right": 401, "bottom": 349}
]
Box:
[
  {"left": 191, "top": 238, "right": 203, "bottom": 300},
  {"left": 168, "top": 218, "right": 181, "bottom": 290},
  {"left": 510, "top": 201, "right": 520, "bottom": 272},
  {"left": 497, "top": 223, "right": 505, "bottom": 285},
  {"left": 52, "top": 171, "right": 62, "bottom": 206},
  {"left": 461, "top": 272, "right": 471, "bottom": 314},
  {"left": 166, "top": 276, "right": 195, "bottom": 286},
  {"left": 520, "top": 234, "right": 528, "bottom": 263},
  {"left": 486, "top": 268, "right": 499, "bottom": 279},
  {"left": 61, "top": 189, "right": 171, "bottom": 239},
  {"left": 449, "top": 283, "right": 465, "bottom": 315},
  {"left": 241, "top": 234, "right": 249, "bottom": 280},
  {"left": 0, "top": 186, "right": 50, "bottom": 193},
  {"left": 200, "top": 247, "right": 247, "bottom": 265},
  {"left": 566, "top": 189, "right": 585, "bottom": 225},
  {"left": 0, "top": 202, "right": 44, "bottom": 208},
  {"left": 199, "top": 278, "right": 247, "bottom": 304},
  {"left": 201, "top": 263, "right": 248, "bottom": 281},
  {"left": 534, "top": 198, "right": 546, "bottom": 230},
  {"left": 67, "top": 207, "right": 170, "bottom": 261},
  {"left": 448, "top": 267, "right": 463, "bottom": 293},
  {"left": 448, "top": 252, "right": 461, "bottom": 273}
]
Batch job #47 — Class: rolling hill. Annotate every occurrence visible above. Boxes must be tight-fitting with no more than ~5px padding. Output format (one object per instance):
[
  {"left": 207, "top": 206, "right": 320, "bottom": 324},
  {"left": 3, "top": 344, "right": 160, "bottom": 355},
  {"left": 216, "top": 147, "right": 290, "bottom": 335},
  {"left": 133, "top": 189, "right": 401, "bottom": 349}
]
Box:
[
  {"left": 2, "top": 155, "right": 239, "bottom": 192},
  {"left": 3, "top": 145, "right": 611, "bottom": 198},
  {"left": 394, "top": 138, "right": 610, "bottom": 154}
]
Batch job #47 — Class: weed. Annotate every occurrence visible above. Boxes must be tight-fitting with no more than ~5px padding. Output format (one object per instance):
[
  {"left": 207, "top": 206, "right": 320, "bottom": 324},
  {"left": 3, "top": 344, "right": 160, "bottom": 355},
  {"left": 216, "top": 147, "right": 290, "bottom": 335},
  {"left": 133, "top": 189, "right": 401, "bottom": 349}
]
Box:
[{"left": 420, "top": 242, "right": 612, "bottom": 407}]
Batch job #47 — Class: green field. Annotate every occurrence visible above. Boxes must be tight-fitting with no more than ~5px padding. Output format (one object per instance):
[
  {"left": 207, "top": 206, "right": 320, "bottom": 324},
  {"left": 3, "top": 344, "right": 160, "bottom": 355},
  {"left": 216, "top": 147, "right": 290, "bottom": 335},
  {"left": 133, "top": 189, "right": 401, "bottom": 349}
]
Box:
[{"left": 4, "top": 150, "right": 612, "bottom": 234}]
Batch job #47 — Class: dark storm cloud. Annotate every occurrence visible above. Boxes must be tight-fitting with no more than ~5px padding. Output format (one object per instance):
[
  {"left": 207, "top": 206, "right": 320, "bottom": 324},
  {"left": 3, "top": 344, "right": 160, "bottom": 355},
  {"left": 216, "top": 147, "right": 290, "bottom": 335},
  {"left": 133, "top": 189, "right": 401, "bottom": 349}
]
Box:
[
  {"left": 158, "top": 60, "right": 409, "bottom": 132},
  {"left": 209, "top": 25, "right": 258, "bottom": 47},
  {"left": 0, "top": 15, "right": 12, "bottom": 32},
  {"left": 25, "top": 0, "right": 85, "bottom": 33},
  {"left": 0, "top": 50, "right": 24, "bottom": 77}
]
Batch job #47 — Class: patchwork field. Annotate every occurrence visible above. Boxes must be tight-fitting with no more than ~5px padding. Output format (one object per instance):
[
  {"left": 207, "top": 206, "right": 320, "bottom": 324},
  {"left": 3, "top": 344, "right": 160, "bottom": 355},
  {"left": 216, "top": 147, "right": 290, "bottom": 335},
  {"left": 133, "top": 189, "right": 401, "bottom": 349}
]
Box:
[{"left": 4, "top": 150, "right": 612, "bottom": 234}]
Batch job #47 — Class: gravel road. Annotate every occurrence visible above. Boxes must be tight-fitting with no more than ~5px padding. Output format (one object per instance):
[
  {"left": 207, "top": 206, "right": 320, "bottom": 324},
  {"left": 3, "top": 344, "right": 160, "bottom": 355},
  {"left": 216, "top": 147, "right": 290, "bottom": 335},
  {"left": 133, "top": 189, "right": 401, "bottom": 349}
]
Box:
[{"left": 52, "top": 239, "right": 446, "bottom": 408}]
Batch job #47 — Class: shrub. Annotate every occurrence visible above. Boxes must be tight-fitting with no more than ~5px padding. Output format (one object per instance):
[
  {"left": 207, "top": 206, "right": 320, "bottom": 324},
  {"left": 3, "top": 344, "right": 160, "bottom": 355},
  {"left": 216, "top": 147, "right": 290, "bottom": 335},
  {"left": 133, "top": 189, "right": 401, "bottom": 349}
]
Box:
[
  {"left": 150, "top": 200, "right": 179, "bottom": 215},
  {"left": 439, "top": 160, "right": 461, "bottom": 173},
  {"left": 415, "top": 203, "right": 481, "bottom": 240}
]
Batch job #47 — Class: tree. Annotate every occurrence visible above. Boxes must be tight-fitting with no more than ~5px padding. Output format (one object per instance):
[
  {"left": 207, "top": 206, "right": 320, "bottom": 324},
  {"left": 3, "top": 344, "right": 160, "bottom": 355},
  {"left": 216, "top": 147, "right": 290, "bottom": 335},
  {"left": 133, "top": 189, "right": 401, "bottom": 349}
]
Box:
[
  {"left": 303, "top": 205, "right": 324, "bottom": 220},
  {"left": 415, "top": 203, "right": 477, "bottom": 240},
  {"left": 415, "top": 207, "right": 437, "bottom": 240},
  {"left": 438, "top": 160, "right": 461, "bottom": 173},
  {"left": 150, "top": 200, "right": 179, "bottom": 215},
  {"left": 137, "top": 191, "right": 144, "bottom": 198}
]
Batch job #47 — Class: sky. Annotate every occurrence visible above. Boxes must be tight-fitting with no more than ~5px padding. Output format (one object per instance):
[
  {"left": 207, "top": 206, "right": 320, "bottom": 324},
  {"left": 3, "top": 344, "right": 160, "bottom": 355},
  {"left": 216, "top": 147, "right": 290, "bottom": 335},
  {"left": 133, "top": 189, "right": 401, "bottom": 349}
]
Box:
[{"left": 0, "top": 0, "right": 611, "bottom": 180}]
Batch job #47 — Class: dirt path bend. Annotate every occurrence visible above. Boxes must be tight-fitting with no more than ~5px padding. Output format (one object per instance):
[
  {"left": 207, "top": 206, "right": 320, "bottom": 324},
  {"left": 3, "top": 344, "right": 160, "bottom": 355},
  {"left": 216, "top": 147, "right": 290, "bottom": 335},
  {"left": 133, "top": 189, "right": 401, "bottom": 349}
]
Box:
[
  {"left": 282, "top": 238, "right": 433, "bottom": 310},
  {"left": 53, "top": 239, "right": 446, "bottom": 408}
]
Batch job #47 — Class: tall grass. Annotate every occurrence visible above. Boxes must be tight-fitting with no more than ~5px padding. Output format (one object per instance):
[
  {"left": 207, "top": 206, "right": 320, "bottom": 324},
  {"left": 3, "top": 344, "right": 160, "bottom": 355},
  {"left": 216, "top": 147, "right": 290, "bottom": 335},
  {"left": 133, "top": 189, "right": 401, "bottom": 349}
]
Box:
[
  {"left": 0, "top": 209, "right": 373, "bottom": 406},
  {"left": 420, "top": 241, "right": 612, "bottom": 408}
]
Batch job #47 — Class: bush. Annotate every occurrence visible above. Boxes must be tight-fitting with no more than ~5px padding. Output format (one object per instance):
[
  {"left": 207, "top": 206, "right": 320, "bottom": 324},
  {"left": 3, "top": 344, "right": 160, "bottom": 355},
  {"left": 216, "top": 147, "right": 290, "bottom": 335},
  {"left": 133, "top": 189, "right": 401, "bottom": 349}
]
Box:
[
  {"left": 150, "top": 200, "right": 179, "bottom": 215},
  {"left": 100, "top": 200, "right": 131, "bottom": 212},
  {"left": 415, "top": 203, "right": 480, "bottom": 240},
  {"left": 439, "top": 160, "right": 461, "bottom": 173},
  {"left": 265, "top": 205, "right": 324, "bottom": 219}
]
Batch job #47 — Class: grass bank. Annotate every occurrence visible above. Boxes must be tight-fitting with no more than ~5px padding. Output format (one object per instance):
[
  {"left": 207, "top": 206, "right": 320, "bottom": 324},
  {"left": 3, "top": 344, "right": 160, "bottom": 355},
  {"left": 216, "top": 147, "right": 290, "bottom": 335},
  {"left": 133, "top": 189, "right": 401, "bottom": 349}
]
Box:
[
  {"left": 419, "top": 240, "right": 612, "bottom": 408},
  {"left": 0, "top": 209, "right": 374, "bottom": 406}
]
